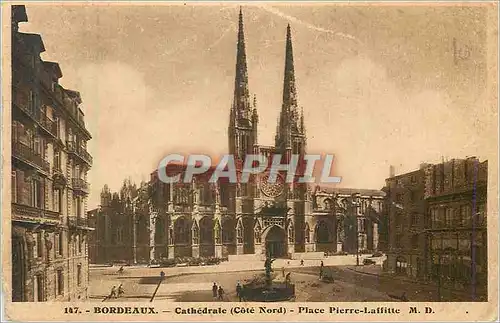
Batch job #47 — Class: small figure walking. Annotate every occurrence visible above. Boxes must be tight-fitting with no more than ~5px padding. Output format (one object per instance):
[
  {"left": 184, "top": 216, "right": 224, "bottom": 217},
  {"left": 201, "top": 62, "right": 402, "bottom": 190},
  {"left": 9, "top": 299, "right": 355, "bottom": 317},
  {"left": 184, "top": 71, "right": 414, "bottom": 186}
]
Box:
[
  {"left": 300, "top": 259, "right": 304, "bottom": 266},
  {"left": 285, "top": 272, "right": 291, "bottom": 285},
  {"left": 117, "top": 266, "right": 124, "bottom": 275},
  {"left": 319, "top": 267, "right": 324, "bottom": 279},
  {"left": 212, "top": 282, "right": 218, "bottom": 299},
  {"left": 218, "top": 286, "right": 225, "bottom": 301},
  {"left": 282, "top": 267, "right": 285, "bottom": 277},
  {"left": 117, "top": 284, "right": 125, "bottom": 298},
  {"left": 236, "top": 282, "right": 243, "bottom": 302}
]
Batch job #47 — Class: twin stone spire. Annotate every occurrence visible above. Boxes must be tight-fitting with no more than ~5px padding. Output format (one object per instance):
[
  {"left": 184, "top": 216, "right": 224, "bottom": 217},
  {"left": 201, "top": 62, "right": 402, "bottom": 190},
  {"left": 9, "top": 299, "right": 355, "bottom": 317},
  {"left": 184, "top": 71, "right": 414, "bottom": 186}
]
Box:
[{"left": 229, "top": 8, "right": 306, "bottom": 160}]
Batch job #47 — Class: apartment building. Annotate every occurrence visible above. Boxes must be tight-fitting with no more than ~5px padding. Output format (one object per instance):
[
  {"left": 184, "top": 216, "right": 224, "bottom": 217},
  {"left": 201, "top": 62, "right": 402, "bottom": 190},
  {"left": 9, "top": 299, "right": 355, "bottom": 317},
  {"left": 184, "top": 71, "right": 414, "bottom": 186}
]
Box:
[{"left": 11, "top": 5, "right": 93, "bottom": 302}]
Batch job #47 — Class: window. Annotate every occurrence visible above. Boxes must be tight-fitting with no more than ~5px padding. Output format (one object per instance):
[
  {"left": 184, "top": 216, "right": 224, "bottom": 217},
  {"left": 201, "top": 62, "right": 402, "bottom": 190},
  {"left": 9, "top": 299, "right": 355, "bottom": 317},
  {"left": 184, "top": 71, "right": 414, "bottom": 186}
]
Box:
[
  {"left": 34, "top": 274, "right": 44, "bottom": 302},
  {"left": 36, "top": 232, "right": 43, "bottom": 258},
  {"left": 29, "top": 90, "right": 36, "bottom": 113},
  {"left": 395, "top": 233, "right": 403, "bottom": 248},
  {"left": 411, "top": 213, "right": 419, "bottom": 227},
  {"left": 54, "top": 233, "right": 59, "bottom": 257},
  {"left": 445, "top": 208, "right": 453, "bottom": 227},
  {"left": 78, "top": 234, "right": 83, "bottom": 254},
  {"left": 54, "top": 150, "right": 61, "bottom": 170},
  {"left": 56, "top": 269, "right": 64, "bottom": 295},
  {"left": 411, "top": 234, "right": 419, "bottom": 249},
  {"left": 31, "top": 179, "right": 42, "bottom": 208},
  {"left": 305, "top": 223, "right": 310, "bottom": 243},
  {"left": 53, "top": 189, "right": 61, "bottom": 212},
  {"left": 431, "top": 208, "right": 441, "bottom": 229},
  {"left": 77, "top": 264, "right": 82, "bottom": 286},
  {"left": 11, "top": 171, "right": 17, "bottom": 203},
  {"left": 58, "top": 233, "right": 63, "bottom": 256}
]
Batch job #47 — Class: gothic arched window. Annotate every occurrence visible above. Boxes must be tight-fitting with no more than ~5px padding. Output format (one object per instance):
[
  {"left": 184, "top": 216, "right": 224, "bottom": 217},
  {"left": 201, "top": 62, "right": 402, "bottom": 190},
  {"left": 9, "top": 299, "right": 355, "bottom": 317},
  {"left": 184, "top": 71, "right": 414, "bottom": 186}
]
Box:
[
  {"left": 316, "top": 221, "right": 329, "bottom": 243},
  {"left": 174, "top": 217, "right": 189, "bottom": 244},
  {"left": 222, "top": 217, "right": 234, "bottom": 244},
  {"left": 199, "top": 217, "right": 213, "bottom": 244}
]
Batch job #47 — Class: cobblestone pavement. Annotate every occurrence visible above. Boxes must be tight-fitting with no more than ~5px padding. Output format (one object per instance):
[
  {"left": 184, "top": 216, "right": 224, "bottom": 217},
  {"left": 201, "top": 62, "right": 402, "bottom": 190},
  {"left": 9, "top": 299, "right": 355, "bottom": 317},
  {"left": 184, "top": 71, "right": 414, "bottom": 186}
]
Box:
[{"left": 88, "top": 255, "right": 484, "bottom": 302}]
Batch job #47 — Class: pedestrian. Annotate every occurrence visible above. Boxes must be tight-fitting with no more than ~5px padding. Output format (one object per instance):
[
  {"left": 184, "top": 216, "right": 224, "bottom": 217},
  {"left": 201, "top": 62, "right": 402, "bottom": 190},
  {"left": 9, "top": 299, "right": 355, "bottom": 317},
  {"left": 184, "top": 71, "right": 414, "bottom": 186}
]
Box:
[
  {"left": 118, "top": 284, "right": 125, "bottom": 298},
  {"left": 117, "top": 266, "right": 124, "bottom": 275},
  {"left": 319, "top": 267, "right": 324, "bottom": 280},
  {"left": 218, "top": 286, "right": 224, "bottom": 301},
  {"left": 212, "top": 282, "right": 218, "bottom": 299},
  {"left": 285, "top": 272, "right": 291, "bottom": 285},
  {"left": 282, "top": 267, "right": 285, "bottom": 277},
  {"left": 110, "top": 285, "right": 117, "bottom": 298},
  {"left": 300, "top": 259, "right": 304, "bottom": 266},
  {"left": 320, "top": 260, "right": 324, "bottom": 268},
  {"left": 236, "top": 282, "right": 243, "bottom": 302}
]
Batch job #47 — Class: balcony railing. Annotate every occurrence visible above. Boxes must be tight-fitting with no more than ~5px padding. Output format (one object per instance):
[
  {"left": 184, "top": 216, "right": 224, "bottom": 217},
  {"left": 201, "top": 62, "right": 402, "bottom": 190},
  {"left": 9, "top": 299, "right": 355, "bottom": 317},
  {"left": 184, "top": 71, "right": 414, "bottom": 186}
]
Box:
[
  {"left": 37, "top": 112, "right": 58, "bottom": 138},
  {"left": 68, "top": 216, "right": 92, "bottom": 229},
  {"left": 12, "top": 141, "right": 50, "bottom": 174},
  {"left": 12, "top": 203, "right": 60, "bottom": 224},
  {"left": 72, "top": 178, "right": 89, "bottom": 194},
  {"left": 12, "top": 98, "right": 57, "bottom": 138},
  {"left": 66, "top": 141, "right": 93, "bottom": 166}
]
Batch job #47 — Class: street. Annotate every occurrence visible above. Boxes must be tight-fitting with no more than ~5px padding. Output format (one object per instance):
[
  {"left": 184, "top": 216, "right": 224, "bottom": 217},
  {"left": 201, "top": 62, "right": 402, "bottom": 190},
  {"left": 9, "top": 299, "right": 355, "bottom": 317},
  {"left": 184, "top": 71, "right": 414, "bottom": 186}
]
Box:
[{"left": 88, "top": 257, "right": 480, "bottom": 302}]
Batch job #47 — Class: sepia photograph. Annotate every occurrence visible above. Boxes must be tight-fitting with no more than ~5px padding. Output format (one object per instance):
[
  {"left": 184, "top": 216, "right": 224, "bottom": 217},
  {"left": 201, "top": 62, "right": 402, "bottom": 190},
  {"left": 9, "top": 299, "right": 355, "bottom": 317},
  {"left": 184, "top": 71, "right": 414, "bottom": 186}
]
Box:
[{"left": 2, "top": 1, "right": 498, "bottom": 321}]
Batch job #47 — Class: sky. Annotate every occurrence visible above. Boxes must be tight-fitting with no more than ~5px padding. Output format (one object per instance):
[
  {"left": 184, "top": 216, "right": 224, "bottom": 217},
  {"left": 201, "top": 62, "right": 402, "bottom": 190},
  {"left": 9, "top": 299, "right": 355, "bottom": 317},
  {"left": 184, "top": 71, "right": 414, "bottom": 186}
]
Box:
[{"left": 21, "top": 3, "right": 497, "bottom": 209}]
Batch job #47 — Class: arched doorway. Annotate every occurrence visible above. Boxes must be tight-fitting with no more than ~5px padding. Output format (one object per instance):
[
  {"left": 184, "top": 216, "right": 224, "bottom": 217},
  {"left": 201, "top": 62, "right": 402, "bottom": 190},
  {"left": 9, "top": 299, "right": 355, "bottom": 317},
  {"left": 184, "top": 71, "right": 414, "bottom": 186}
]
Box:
[{"left": 263, "top": 225, "right": 286, "bottom": 258}]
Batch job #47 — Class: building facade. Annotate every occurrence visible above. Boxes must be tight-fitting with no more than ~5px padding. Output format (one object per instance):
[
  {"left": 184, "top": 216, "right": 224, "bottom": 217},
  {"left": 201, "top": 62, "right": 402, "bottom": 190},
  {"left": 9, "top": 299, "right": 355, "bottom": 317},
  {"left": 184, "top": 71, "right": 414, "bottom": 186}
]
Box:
[
  {"left": 11, "top": 5, "right": 93, "bottom": 302},
  {"left": 385, "top": 158, "right": 488, "bottom": 297},
  {"left": 88, "top": 10, "right": 384, "bottom": 264}
]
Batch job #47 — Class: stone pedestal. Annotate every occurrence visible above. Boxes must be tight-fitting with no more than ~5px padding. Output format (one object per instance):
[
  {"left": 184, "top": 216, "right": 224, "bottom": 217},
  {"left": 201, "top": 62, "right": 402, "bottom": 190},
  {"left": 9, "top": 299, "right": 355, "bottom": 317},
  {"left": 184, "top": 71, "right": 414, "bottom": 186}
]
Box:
[
  {"left": 167, "top": 245, "right": 175, "bottom": 259},
  {"left": 191, "top": 245, "right": 200, "bottom": 258},
  {"left": 215, "top": 244, "right": 223, "bottom": 258},
  {"left": 236, "top": 244, "right": 244, "bottom": 255},
  {"left": 254, "top": 243, "right": 262, "bottom": 255}
]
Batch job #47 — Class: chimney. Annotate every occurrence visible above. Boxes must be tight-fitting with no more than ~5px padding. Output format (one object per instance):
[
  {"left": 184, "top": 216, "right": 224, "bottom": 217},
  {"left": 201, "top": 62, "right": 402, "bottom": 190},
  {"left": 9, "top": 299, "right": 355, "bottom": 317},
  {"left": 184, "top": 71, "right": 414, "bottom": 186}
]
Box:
[{"left": 389, "top": 165, "right": 395, "bottom": 178}]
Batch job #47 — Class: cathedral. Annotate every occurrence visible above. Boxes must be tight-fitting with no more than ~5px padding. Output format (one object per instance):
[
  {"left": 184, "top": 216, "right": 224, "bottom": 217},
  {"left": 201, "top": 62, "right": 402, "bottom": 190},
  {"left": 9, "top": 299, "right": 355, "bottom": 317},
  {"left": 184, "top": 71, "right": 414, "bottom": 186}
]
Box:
[{"left": 89, "top": 10, "right": 385, "bottom": 264}]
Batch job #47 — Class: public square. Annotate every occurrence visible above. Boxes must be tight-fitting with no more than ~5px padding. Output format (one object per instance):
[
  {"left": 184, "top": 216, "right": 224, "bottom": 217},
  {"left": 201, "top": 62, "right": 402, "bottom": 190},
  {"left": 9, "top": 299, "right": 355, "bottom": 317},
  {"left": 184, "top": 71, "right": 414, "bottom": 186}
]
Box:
[{"left": 88, "top": 255, "right": 480, "bottom": 303}]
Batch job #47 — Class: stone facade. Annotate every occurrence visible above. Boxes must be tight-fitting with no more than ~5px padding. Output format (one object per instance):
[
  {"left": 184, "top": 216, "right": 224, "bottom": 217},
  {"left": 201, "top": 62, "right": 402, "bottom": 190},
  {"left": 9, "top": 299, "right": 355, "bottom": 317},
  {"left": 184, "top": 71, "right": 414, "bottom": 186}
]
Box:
[
  {"left": 385, "top": 158, "right": 488, "bottom": 296},
  {"left": 88, "top": 10, "right": 384, "bottom": 264},
  {"left": 11, "top": 5, "right": 93, "bottom": 302}
]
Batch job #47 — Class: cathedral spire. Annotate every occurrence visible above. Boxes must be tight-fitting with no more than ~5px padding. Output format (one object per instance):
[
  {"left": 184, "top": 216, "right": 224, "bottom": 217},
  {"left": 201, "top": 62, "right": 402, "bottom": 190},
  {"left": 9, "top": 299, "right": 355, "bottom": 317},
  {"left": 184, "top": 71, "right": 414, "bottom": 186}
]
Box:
[
  {"left": 232, "top": 7, "right": 251, "bottom": 122},
  {"left": 282, "top": 24, "right": 298, "bottom": 121},
  {"left": 276, "top": 24, "right": 301, "bottom": 150}
]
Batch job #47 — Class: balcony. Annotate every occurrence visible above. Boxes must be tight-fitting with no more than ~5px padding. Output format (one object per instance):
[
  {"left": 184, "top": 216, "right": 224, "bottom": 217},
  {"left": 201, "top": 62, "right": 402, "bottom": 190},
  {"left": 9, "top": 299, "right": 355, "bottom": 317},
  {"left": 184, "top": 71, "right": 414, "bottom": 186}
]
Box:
[
  {"left": 12, "top": 141, "right": 50, "bottom": 175},
  {"left": 12, "top": 100, "right": 57, "bottom": 139},
  {"left": 68, "top": 216, "right": 94, "bottom": 231},
  {"left": 66, "top": 141, "right": 93, "bottom": 166},
  {"left": 72, "top": 178, "right": 89, "bottom": 195},
  {"left": 12, "top": 203, "right": 60, "bottom": 226},
  {"left": 37, "top": 112, "right": 58, "bottom": 138}
]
